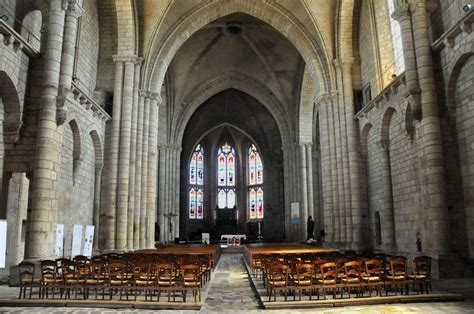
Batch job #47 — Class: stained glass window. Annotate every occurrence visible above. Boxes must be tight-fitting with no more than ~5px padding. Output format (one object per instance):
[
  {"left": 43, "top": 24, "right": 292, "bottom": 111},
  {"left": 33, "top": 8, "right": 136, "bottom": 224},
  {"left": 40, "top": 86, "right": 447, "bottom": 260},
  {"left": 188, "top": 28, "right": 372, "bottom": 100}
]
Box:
[
  {"left": 217, "top": 143, "right": 236, "bottom": 208},
  {"left": 248, "top": 144, "right": 264, "bottom": 219},
  {"left": 189, "top": 144, "right": 204, "bottom": 219}
]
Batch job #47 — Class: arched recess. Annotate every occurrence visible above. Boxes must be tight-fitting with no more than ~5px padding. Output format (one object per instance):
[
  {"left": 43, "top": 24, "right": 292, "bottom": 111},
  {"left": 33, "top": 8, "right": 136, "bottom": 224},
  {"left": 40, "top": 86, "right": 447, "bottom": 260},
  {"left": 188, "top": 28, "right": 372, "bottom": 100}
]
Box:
[
  {"left": 89, "top": 129, "right": 103, "bottom": 249},
  {"left": 379, "top": 106, "right": 397, "bottom": 251},
  {"left": 446, "top": 54, "right": 474, "bottom": 258},
  {"left": 173, "top": 73, "right": 291, "bottom": 148},
  {"left": 68, "top": 120, "right": 82, "bottom": 184},
  {"left": 143, "top": 0, "right": 334, "bottom": 96},
  {"left": 0, "top": 71, "right": 23, "bottom": 144}
]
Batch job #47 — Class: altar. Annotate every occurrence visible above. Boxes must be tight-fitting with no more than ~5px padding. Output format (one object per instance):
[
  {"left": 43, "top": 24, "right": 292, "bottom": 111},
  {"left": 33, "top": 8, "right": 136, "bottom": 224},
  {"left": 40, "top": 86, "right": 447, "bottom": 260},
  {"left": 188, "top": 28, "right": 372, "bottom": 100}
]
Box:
[{"left": 221, "top": 234, "right": 246, "bottom": 245}]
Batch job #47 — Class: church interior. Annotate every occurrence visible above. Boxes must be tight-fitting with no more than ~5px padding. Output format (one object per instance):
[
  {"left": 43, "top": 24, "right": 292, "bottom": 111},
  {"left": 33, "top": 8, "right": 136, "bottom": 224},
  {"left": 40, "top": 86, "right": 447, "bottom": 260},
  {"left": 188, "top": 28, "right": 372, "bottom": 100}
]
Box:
[{"left": 0, "top": 0, "right": 473, "bottom": 311}]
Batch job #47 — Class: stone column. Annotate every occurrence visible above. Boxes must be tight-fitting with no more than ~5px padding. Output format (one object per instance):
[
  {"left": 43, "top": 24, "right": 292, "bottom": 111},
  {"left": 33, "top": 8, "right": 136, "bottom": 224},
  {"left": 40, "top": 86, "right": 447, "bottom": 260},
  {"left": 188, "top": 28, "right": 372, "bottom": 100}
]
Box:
[
  {"left": 305, "top": 143, "right": 315, "bottom": 224},
  {"left": 146, "top": 94, "right": 160, "bottom": 248},
  {"left": 326, "top": 93, "right": 341, "bottom": 244},
  {"left": 411, "top": 0, "right": 450, "bottom": 254},
  {"left": 93, "top": 164, "right": 102, "bottom": 252},
  {"left": 158, "top": 146, "right": 166, "bottom": 242},
  {"left": 57, "top": 0, "right": 83, "bottom": 124},
  {"left": 26, "top": 0, "right": 66, "bottom": 260},
  {"left": 282, "top": 145, "right": 292, "bottom": 241},
  {"left": 134, "top": 92, "right": 145, "bottom": 249},
  {"left": 104, "top": 58, "right": 124, "bottom": 251},
  {"left": 140, "top": 96, "right": 150, "bottom": 248},
  {"left": 116, "top": 58, "right": 136, "bottom": 252},
  {"left": 335, "top": 59, "right": 352, "bottom": 246},
  {"left": 299, "top": 143, "right": 308, "bottom": 240},
  {"left": 392, "top": 2, "right": 421, "bottom": 116},
  {"left": 127, "top": 58, "right": 142, "bottom": 250},
  {"left": 380, "top": 140, "right": 396, "bottom": 252},
  {"left": 173, "top": 147, "right": 181, "bottom": 240},
  {"left": 340, "top": 58, "right": 365, "bottom": 250},
  {"left": 318, "top": 95, "right": 334, "bottom": 244}
]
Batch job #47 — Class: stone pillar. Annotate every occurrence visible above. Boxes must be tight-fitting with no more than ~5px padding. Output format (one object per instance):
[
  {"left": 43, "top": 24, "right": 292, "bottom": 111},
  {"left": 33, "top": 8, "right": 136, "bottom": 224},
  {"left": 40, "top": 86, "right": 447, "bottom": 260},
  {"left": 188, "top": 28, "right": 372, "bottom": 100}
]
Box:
[
  {"left": 140, "top": 96, "right": 150, "bottom": 248},
  {"left": 411, "top": 0, "right": 450, "bottom": 254},
  {"left": 335, "top": 59, "right": 352, "bottom": 246},
  {"left": 104, "top": 58, "right": 124, "bottom": 251},
  {"left": 146, "top": 94, "right": 160, "bottom": 248},
  {"left": 93, "top": 164, "right": 102, "bottom": 252},
  {"left": 318, "top": 94, "right": 334, "bottom": 244},
  {"left": 173, "top": 147, "right": 181, "bottom": 240},
  {"left": 340, "top": 58, "right": 365, "bottom": 250},
  {"left": 282, "top": 145, "right": 291, "bottom": 241},
  {"left": 392, "top": 2, "right": 421, "bottom": 116},
  {"left": 305, "top": 143, "right": 315, "bottom": 224},
  {"left": 26, "top": 0, "right": 66, "bottom": 260},
  {"left": 57, "top": 0, "right": 83, "bottom": 124},
  {"left": 326, "top": 93, "right": 341, "bottom": 244},
  {"left": 116, "top": 58, "right": 135, "bottom": 252},
  {"left": 299, "top": 143, "right": 308, "bottom": 240},
  {"left": 158, "top": 146, "right": 166, "bottom": 242},
  {"left": 380, "top": 140, "right": 396, "bottom": 252},
  {"left": 134, "top": 92, "right": 145, "bottom": 249},
  {"left": 127, "top": 58, "right": 142, "bottom": 250}
]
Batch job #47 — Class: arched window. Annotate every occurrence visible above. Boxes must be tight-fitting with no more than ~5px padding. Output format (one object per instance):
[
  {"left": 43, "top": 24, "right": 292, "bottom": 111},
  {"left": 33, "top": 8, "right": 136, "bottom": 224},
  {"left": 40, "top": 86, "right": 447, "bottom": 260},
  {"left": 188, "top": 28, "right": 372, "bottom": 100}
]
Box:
[
  {"left": 248, "top": 144, "right": 264, "bottom": 219},
  {"left": 189, "top": 144, "right": 204, "bottom": 219},
  {"left": 217, "top": 143, "right": 236, "bottom": 208},
  {"left": 387, "top": 0, "right": 405, "bottom": 75}
]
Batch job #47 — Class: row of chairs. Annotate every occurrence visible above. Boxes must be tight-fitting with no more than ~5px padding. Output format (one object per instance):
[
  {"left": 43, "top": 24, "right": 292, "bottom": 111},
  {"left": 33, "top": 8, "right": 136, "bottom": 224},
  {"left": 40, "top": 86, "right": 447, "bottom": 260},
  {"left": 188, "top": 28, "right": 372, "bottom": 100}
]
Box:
[
  {"left": 19, "top": 253, "right": 213, "bottom": 302},
  {"left": 252, "top": 254, "right": 431, "bottom": 301}
]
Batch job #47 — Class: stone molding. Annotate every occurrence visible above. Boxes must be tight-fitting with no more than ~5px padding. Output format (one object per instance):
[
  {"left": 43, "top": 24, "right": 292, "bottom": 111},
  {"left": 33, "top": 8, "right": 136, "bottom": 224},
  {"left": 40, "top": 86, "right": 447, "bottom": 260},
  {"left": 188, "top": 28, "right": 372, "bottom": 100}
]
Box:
[{"left": 3, "top": 120, "right": 23, "bottom": 144}]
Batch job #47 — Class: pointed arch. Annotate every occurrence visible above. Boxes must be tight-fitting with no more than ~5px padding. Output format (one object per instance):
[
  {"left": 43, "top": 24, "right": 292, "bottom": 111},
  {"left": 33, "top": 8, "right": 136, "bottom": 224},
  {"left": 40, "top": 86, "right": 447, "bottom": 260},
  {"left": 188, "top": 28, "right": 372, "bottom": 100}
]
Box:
[{"left": 144, "top": 0, "right": 334, "bottom": 96}]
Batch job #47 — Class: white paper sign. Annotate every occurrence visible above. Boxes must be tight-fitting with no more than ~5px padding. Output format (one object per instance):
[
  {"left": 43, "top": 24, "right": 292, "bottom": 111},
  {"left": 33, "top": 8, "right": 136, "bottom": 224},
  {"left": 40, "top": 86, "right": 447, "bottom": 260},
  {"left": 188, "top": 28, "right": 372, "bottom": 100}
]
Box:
[
  {"left": 202, "top": 233, "right": 210, "bottom": 244},
  {"left": 291, "top": 202, "right": 300, "bottom": 224},
  {"left": 83, "top": 225, "right": 94, "bottom": 257},
  {"left": 0, "top": 220, "right": 7, "bottom": 268},
  {"left": 55, "top": 224, "right": 64, "bottom": 257},
  {"left": 71, "top": 224, "right": 83, "bottom": 258}
]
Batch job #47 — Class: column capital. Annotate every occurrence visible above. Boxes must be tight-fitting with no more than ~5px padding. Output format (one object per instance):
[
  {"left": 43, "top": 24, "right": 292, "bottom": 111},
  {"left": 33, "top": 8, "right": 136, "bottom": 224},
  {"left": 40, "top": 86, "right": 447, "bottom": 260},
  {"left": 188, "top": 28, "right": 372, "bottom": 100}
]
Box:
[
  {"left": 316, "top": 90, "right": 339, "bottom": 106},
  {"left": 112, "top": 55, "right": 139, "bottom": 64},
  {"left": 298, "top": 142, "right": 313, "bottom": 148},
  {"left": 391, "top": 1, "right": 411, "bottom": 21},
  {"left": 65, "top": 0, "right": 84, "bottom": 18}
]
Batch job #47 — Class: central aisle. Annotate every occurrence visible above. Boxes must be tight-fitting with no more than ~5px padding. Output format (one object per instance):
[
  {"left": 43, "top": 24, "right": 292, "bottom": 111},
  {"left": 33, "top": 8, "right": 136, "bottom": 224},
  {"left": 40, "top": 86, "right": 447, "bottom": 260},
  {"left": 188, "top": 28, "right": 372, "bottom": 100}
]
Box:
[{"left": 201, "top": 253, "right": 260, "bottom": 311}]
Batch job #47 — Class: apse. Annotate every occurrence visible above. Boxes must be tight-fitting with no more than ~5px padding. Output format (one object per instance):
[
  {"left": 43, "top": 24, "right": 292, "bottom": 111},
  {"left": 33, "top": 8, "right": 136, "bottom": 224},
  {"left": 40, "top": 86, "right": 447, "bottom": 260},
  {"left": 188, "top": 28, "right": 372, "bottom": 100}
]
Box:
[{"left": 179, "top": 89, "right": 283, "bottom": 242}]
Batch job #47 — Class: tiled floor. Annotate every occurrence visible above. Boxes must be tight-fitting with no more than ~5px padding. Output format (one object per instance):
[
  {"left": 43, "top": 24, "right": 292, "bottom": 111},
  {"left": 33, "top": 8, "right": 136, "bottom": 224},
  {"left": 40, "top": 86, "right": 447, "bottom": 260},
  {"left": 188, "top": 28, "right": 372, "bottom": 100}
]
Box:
[{"left": 0, "top": 254, "right": 473, "bottom": 313}]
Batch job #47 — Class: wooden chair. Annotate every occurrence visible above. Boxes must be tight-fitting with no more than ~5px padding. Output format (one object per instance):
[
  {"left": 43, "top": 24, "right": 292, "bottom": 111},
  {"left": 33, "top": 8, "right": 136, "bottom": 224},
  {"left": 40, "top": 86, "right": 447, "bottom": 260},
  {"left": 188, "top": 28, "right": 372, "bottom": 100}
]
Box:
[
  {"left": 318, "top": 262, "right": 338, "bottom": 299},
  {"left": 341, "top": 261, "right": 362, "bottom": 298},
  {"left": 62, "top": 260, "right": 85, "bottom": 299},
  {"left": 40, "top": 260, "right": 61, "bottom": 299},
  {"left": 293, "top": 263, "right": 313, "bottom": 300},
  {"left": 18, "top": 261, "right": 40, "bottom": 299},
  {"left": 408, "top": 256, "right": 431, "bottom": 294},
  {"left": 182, "top": 264, "right": 201, "bottom": 302},
  {"left": 131, "top": 262, "right": 154, "bottom": 301},
  {"left": 385, "top": 257, "right": 408, "bottom": 295},
  {"left": 156, "top": 262, "right": 176, "bottom": 302},
  {"left": 267, "top": 264, "right": 289, "bottom": 302},
  {"left": 361, "top": 259, "right": 383, "bottom": 296},
  {"left": 84, "top": 260, "right": 106, "bottom": 299},
  {"left": 106, "top": 261, "right": 127, "bottom": 300}
]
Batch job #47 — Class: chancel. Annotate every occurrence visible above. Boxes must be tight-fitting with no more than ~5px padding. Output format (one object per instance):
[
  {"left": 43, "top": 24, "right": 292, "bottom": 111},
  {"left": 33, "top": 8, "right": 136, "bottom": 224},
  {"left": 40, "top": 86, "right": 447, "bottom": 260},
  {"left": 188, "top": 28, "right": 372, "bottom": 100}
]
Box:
[{"left": 0, "top": 0, "right": 473, "bottom": 312}]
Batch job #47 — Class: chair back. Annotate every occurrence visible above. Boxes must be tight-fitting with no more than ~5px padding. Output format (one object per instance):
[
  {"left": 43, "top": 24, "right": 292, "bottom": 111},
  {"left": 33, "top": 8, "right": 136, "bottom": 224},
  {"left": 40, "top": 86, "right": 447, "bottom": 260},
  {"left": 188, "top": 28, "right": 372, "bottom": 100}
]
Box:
[
  {"left": 364, "top": 259, "right": 382, "bottom": 278},
  {"left": 268, "top": 264, "right": 289, "bottom": 284},
  {"left": 40, "top": 260, "right": 57, "bottom": 282},
  {"left": 389, "top": 257, "right": 407, "bottom": 279},
  {"left": 19, "top": 261, "right": 35, "bottom": 285},
  {"left": 320, "top": 262, "right": 338, "bottom": 282},
  {"left": 295, "top": 263, "right": 313, "bottom": 284},
  {"left": 413, "top": 256, "right": 431, "bottom": 278},
  {"left": 344, "top": 260, "right": 362, "bottom": 281}
]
